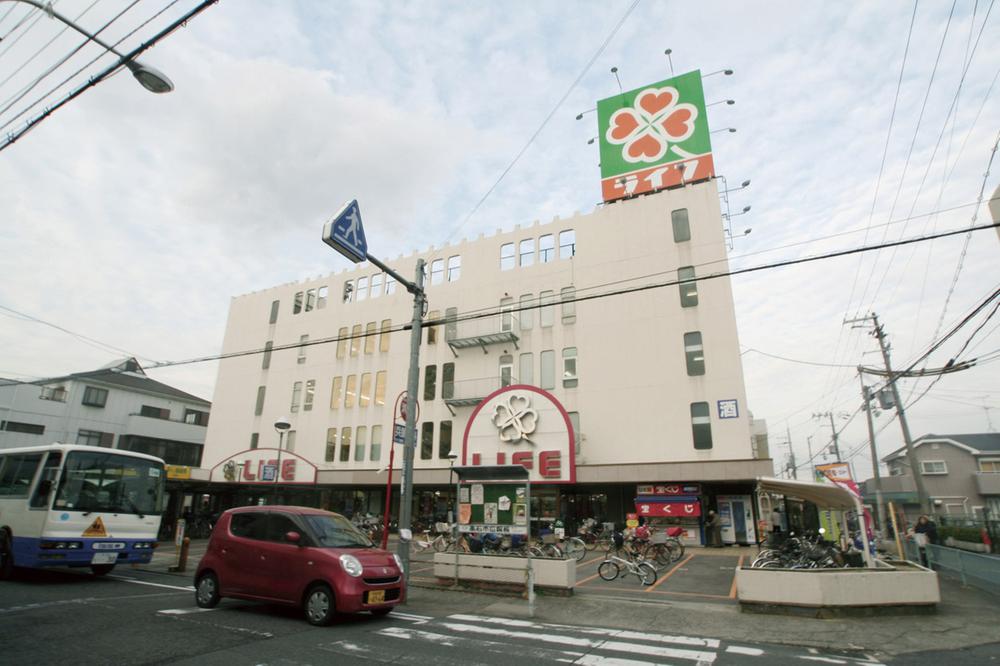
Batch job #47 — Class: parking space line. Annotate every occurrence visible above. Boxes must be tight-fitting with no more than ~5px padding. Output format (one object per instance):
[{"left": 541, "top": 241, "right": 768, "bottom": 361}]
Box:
[
  {"left": 729, "top": 555, "right": 744, "bottom": 598},
  {"left": 644, "top": 553, "right": 694, "bottom": 593}
]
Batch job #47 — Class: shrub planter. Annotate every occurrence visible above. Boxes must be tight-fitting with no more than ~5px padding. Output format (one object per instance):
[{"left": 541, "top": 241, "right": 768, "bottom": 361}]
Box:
[
  {"left": 944, "top": 537, "right": 990, "bottom": 553},
  {"left": 432, "top": 553, "right": 575, "bottom": 596}
]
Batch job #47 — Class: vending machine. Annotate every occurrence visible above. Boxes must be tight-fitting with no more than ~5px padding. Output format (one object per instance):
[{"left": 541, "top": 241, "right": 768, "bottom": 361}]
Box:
[{"left": 716, "top": 495, "right": 756, "bottom": 545}]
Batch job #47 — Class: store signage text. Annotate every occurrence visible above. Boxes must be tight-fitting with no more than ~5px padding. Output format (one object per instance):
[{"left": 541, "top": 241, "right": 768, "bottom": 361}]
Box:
[
  {"left": 636, "top": 502, "right": 702, "bottom": 517},
  {"left": 637, "top": 484, "right": 701, "bottom": 496},
  {"left": 469, "top": 450, "right": 563, "bottom": 478}
]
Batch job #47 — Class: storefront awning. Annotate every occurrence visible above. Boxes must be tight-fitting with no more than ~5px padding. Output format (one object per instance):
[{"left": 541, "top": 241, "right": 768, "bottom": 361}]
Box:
[
  {"left": 756, "top": 476, "right": 859, "bottom": 510},
  {"left": 453, "top": 465, "right": 530, "bottom": 482}
]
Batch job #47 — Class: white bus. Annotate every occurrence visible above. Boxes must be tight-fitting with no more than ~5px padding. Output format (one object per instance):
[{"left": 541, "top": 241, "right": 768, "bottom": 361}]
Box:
[{"left": 0, "top": 443, "right": 166, "bottom": 578}]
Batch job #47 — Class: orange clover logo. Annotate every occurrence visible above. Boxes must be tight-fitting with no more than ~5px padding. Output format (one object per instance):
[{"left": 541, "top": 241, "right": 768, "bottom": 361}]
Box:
[{"left": 605, "top": 86, "right": 698, "bottom": 164}]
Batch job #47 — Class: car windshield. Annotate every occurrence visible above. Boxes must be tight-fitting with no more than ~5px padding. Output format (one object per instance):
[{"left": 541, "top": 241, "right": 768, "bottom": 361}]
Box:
[{"left": 302, "top": 513, "right": 374, "bottom": 548}]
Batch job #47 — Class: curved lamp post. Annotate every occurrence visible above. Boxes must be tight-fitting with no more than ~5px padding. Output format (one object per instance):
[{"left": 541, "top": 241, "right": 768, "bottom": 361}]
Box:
[
  {"left": 11, "top": 0, "right": 174, "bottom": 93},
  {"left": 273, "top": 417, "right": 291, "bottom": 499}
]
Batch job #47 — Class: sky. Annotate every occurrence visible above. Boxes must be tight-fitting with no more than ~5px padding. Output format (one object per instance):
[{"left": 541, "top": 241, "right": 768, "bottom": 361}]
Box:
[{"left": 1, "top": 0, "right": 998, "bottom": 483}]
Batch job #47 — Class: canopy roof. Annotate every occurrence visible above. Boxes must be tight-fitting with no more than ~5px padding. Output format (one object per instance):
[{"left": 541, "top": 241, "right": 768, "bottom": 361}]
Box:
[
  {"left": 756, "top": 477, "right": 859, "bottom": 510},
  {"left": 452, "top": 465, "right": 530, "bottom": 482}
]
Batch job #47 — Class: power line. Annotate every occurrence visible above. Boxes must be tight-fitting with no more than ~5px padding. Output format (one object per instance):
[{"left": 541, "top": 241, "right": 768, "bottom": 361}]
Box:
[
  {"left": 740, "top": 347, "right": 857, "bottom": 369},
  {"left": 0, "top": 304, "right": 156, "bottom": 362}
]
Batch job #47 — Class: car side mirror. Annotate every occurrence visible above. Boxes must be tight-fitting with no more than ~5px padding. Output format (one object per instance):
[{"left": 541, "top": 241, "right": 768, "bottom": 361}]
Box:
[{"left": 285, "top": 531, "right": 301, "bottom": 544}]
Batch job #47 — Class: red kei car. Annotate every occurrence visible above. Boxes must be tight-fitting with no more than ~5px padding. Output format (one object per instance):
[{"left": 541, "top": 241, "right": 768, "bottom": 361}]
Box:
[{"left": 194, "top": 506, "right": 405, "bottom": 625}]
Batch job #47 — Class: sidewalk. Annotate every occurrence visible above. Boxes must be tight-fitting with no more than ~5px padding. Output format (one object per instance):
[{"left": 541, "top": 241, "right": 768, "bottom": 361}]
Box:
[{"left": 139, "top": 540, "right": 1000, "bottom": 658}]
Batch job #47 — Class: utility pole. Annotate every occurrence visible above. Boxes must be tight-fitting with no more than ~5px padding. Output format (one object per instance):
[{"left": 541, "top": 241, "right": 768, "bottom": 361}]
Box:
[
  {"left": 811, "top": 412, "right": 842, "bottom": 462},
  {"left": 785, "top": 426, "right": 797, "bottom": 479},
  {"left": 846, "top": 312, "right": 931, "bottom": 516},
  {"left": 859, "top": 371, "right": 887, "bottom": 537}
]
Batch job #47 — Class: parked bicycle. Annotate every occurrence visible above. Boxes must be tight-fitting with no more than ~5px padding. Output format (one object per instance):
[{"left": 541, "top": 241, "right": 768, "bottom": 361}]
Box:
[{"left": 598, "top": 550, "right": 658, "bottom": 586}]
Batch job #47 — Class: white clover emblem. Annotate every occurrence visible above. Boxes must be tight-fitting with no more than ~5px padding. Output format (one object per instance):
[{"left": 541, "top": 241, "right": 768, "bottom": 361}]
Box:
[
  {"left": 492, "top": 394, "right": 538, "bottom": 444},
  {"left": 605, "top": 86, "right": 698, "bottom": 164}
]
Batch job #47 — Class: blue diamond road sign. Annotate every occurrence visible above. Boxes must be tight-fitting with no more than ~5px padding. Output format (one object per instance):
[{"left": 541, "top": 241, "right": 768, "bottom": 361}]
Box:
[{"left": 322, "top": 199, "right": 368, "bottom": 263}]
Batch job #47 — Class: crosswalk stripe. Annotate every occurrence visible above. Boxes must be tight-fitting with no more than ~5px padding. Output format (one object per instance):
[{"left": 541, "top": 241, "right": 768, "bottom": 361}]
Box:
[
  {"left": 378, "top": 626, "right": 585, "bottom": 662},
  {"left": 449, "top": 614, "right": 720, "bottom": 648}
]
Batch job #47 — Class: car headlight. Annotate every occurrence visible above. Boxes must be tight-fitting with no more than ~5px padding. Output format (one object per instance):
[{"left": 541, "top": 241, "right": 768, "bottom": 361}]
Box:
[
  {"left": 339, "top": 553, "right": 363, "bottom": 578},
  {"left": 393, "top": 553, "right": 403, "bottom": 570}
]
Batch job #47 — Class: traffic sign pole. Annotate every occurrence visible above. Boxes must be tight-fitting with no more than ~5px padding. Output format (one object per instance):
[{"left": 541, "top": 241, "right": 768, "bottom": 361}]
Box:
[{"left": 397, "top": 258, "right": 425, "bottom": 581}]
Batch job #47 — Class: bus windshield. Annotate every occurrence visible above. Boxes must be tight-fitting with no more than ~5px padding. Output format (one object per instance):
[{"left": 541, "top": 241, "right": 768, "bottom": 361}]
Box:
[{"left": 53, "top": 451, "right": 165, "bottom": 516}]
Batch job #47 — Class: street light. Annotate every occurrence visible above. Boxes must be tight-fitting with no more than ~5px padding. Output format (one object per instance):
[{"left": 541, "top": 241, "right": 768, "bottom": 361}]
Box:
[
  {"left": 13, "top": 0, "right": 174, "bottom": 93},
  {"left": 707, "top": 99, "right": 736, "bottom": 107},
  {"left": 711, "top": 127, "right": 737, "bottom": 134},
  {"left": 446, "top": 452, "right": 459, "bottom": 524},
  {"left": 273, "top": 417, "right": 291, "bottom": 498}
]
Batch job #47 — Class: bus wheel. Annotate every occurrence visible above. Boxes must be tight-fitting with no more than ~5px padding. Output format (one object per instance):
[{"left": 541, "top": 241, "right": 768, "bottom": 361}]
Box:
[
  {"left": 0, "top": 531, "right": 14, "bottom": 580},
  {"left": 91, "top": 564, "right": 115, "bottom": 576}
]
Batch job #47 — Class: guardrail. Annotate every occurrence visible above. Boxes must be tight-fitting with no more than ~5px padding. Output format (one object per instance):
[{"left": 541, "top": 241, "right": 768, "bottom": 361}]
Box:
[{"left": 904, "top": 540, "right": 1000, "bottom": 595}]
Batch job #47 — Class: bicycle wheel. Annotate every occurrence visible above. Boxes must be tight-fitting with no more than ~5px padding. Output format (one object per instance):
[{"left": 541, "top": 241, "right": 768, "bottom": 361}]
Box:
[
  {"left": 543, "top": 544, "right": 561, "bottom": 559},
  {"left": 583, "top": 534, "right": 598, "bottom": 551},
  {"left": 597, "top": 560, "right": 620, "bottom": 581},
  {"left": 564, "top": 537, "right": 586, "bottom": 562},
  {"left": 645, "top": 544, "right": 670, "bottom": 567},
  {"left": 668, "top": 538, "right": 685, "bottom": 562},
  {"left": 433, "top": 535, "right": 449, "bottom": 552},
  {"left": 636, "top": 561, "right": 658, "bottom": 586}
]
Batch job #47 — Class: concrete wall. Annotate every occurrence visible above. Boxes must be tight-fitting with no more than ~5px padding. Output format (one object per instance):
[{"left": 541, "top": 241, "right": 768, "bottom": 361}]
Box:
[{"left": 736, "top": 564, "right": 940, "bottom": 608}]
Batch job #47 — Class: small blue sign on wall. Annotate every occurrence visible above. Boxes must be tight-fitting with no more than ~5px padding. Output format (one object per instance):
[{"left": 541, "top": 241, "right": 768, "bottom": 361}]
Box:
[{"left": 717, "top": 399, "right": 739, "bottom": 419}]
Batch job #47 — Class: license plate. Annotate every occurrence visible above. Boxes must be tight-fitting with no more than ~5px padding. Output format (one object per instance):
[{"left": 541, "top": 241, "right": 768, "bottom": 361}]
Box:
[
  {"left": 367, "top": 589, "right": 385, "bottom": 604},
  {"left": 91, "top": 552, "right": 118, "bottom": 565}
]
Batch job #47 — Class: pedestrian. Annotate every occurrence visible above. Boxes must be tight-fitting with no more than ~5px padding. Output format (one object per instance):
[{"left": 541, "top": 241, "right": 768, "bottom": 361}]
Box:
[
  {"left": 704, "top": 510, "right": 722, "bottom": 547},
  {"left": 770, "top": 506, "right": 783, "bottom": 534},
  {"left": 912, "top": 514, "right": 938, "bottom": 567}
]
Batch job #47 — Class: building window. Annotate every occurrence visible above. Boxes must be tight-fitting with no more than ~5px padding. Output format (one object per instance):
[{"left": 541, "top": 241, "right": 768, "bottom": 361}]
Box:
[
  {"left": 140, "top": 405, "right": 170, "bottom": 420},
  {"left": 250, "top": 433, "right": 259, "bottom": 450},
  {"left": 500, "top": 242, "right": 515, "bottom": 271},
  {"left": 317, "top": 286, "right": 328, "bottom": 309},
  {"left": 426, "top": 310, "right": 440, "bottom": 344},
  {"left": 330, "top": 376, "right": 343, "bottom": 409},
  {"left": 921, "top": 460, "right": 948, "bottom": 475},
  {"left": 343, "top": 279, "right": 354, "bottom": 303},
  {"left": 357, "top": 276, "right": 369, "bottom": 301},
  {"left": 684, "top": 332, "right": 705, "bottom": 376},
  {"left": 568, "top": 412, "right": 581, "bottom": 454},
  {"left": 345, "top": 375, "right": 357, "bottom": 408},
  {"left": 255, "top": 386, "right": 266, "bottom": 415},
  {"left": 350, "top": 324, "right": 362, "bottom": 357},
  {"left": 499, "top": 354, "right": 514, "bottom": 387},
  {"left": 262, "top": 341, "right": 273, "bottom": 369},
  {"left": 678, "top": 266, "right": 698, "bottom": 307},
  {"left": 442, "top": 363, "right": 454, "bottom": 400},
  {"left": 293, "top": 291, "right": 303, "bottom": 314},
  {"left": 540, "top": 350, "right": 555, "bottom": 390},
  {"left": 290, "top": 381, "right": 302, "bottom": 413},
  {"left": 539, "top": 234, "right": 554, "bottom": 262},
  {"left": 76, "top": 429, "right": 111, "bottom": 447},
  {"left": 439, "top": 420, "right": 453, "bottom": 458},
  {"left": 304, "top": 380, "right": 315, "bottom": 412},
  {"left": 82, "top": 386, "right": 108, "bottom": 407},
  {"left": 370, "top": 425, "right": 383, "bottom": 462},
  {"left": 370, "top": 274, "right": 383, "bottom": 299},
  {"left": 285, "top": 430, "right": 296, "bottom": 453},
  {"left": 980, "top": 459, "right": 1000, "bottom": 473},
  {"left": 365, "top": 322, "right": 377, "bottom": 354},
  {"left": 305, "top": 288, "right": 316, "bottom": 312},
  {"left": 298, "top": 335, "right": 309, "bottom": 364},
  {"left": 559, "top": 229, "right": 576, "bottom": 259},
  {"left": 355, "top": 426, "right": 367, "bottom": 462},
  {"left": 430, "top": 259, "right": 445, "bottom": 285},
  {"left": 691, "top": 402, "right": 712, "bottom": 449},
  {"left": 672, "top": 208, "right": 691, "bottom": 242},
  {"left": 39, "top": 385, "right": 67, "bottom": 402},
  {"left": 325, "top": 428, "right": 337, "bottom": 462},
  {"left": 420, "top": 422, "right": 434, "bottom": 460},
  {"left": 520, "top": 353, "right": 533, "bottom": 385},
  {"left": 562, "top": 347, "right": 578, "bottom": 388},
  {"left": 424, "top": 365, "right": 437, "bottom": 401},
  {"left": 519, "top": 238, "right": 535, "bottom": 267},
  {"left": 340, "top": 427, "right": 352, "bottom": 462},
  {"left": 360, "top": 373, "right": 372, "bottom": 407},
  {"left": 184, "top": 409, "right": 209, "bottom": 426},
  {"left": 445, "top": 308, "right": 458, "bottom": 342},
  {"left": 520, "top": 294, "right": 533, "bottom": 330},
  {"left": 385, "top": 274, "right": 397, "bottom": 295},
  {"left": 269, "top": 300, "right": 280, "bottom": 324},
  {"left": 561, "top": 286, "right": 576, "bottom": 324},
  {"left": 2, "top": 421, "right": 45, "bottom": 435},
  {"left": 540, "top": 291, "right": 555, "bottom": 328},
  {"left": 500, "top": 297, "right": 514, "bottom": 332},
  {"left": 336, "top": 327, "right": 349, "bottom": 359},
  {"left": 447, "top": 255, "right": 461, "bottom": 281},
  {"left": 380, "top": 319, "right": 392, "bottom": 352}
]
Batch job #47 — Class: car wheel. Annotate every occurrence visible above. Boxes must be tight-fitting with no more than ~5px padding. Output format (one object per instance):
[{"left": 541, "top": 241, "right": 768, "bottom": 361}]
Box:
[
  {"left": 195, "top": 572, "right": 220, "bottom": 608},
  {"left": 0, "top": 531, "right": 14, "bottom": 580},
  {"left": 304, "top": 583, "right": 336, "bottom": 626},
  {"left": 91, "top": 564, "right": 115, "bottom": 576}
]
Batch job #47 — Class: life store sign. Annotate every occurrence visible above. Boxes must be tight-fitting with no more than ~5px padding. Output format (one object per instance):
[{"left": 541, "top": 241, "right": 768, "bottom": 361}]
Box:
[
  {"left": 209, "top": 448, "right": 319, "bottom": 484},
  {"left": 595, "top": 69, "right": 715, "bottom": 203},
  {"left": 461, "top": 385, "right": 577, "bottom": 484}
]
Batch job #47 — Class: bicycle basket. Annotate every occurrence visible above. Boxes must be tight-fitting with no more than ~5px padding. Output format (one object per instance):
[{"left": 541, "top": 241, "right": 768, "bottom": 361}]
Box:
[
  {"left": 541, "top": 533, "right": 557, "bottom": 544},
  {"left": 666, "top": 526, "right": 684, "bottom": 538},
  {"left": 434, "top": 522, "right": 450, "bottom": 533},
  {"left": 612, "top": 531, "right": 624, "bottom": 549}
]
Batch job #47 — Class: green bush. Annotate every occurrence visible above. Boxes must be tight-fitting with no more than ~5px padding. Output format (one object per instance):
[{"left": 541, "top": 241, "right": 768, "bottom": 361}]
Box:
[{"left": 938, "top": 526, "right": 982, "bottom": 543}]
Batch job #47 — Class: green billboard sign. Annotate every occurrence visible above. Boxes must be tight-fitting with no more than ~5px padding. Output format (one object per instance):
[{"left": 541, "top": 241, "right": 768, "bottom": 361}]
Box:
[{"left": 596, "top": 69, "right": 715, "bottom": 202}]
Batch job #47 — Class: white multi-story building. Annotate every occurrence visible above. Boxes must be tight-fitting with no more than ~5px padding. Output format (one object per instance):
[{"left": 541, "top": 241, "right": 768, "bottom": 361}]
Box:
[{"left": 203, "top": 178, "right": 772, "bottom": 544}]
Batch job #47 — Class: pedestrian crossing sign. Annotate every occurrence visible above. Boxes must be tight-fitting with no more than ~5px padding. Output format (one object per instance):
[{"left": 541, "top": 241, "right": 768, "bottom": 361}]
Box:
[{"left": 322, "top": 199, "right": 368, "bottom": 263}]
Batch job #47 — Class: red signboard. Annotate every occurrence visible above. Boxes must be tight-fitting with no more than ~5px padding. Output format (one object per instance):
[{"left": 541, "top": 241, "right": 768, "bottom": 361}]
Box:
[
  {"left": 637, "top": 484, "right": 701, "bottom": 496},
  {"left": 635, "top": 501, "right": 702, "bottom": 518}
]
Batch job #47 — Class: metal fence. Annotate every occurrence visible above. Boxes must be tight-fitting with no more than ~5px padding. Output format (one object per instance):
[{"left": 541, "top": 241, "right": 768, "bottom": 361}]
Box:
[{"left": 903, "top": 540, "right": 1000, "bottom": 596}]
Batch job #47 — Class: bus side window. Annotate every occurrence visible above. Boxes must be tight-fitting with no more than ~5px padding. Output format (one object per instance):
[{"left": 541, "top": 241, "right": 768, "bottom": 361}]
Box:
[
  {"left": 0, "top": 453, "right": 43, "bottom": 498},
  {"left": 30, "top": 452, "right": 62, "bottom": 508}
]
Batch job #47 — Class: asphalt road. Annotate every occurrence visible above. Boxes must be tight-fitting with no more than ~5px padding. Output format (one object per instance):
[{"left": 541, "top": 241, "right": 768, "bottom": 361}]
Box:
[{"left": 6, "top": 564, "right": 989, "bottom": 665}]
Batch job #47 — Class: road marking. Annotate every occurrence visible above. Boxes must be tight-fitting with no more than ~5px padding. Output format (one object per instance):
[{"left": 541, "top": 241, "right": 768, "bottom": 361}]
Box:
[
  {"left": 158, "top": 608, "right": 216, "bottom": 615},
  {"left": 644, "top": 552, "right": 694, "bottom": 592},
  {"left": 108, "top": 575, "right": 194, "bottom": 592},
  {"left": 726, "top": 645, "right": 764, "bottom": 656},
  {"left": 449, "top": 615, "right": 720, "bottom": 648},
  {"left": 392, "top": 611, "right": 432, "bottom": 624}
]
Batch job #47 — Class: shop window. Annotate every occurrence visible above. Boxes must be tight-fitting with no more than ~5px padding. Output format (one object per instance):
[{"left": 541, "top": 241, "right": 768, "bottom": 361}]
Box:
[
  {"left": 691, "top": 402, "right": 712, "bottom": 449},
  {"left": 340, "top": 427, "right": 352, "bottom": 462}
]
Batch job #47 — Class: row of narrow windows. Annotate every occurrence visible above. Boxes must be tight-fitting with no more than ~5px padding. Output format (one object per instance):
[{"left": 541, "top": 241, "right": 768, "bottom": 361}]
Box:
[{"left": 500, "top": 229, "right": 575, "bottom": 270}]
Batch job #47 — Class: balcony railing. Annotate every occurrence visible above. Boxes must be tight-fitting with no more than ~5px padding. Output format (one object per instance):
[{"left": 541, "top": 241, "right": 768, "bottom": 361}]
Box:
[
  {"left": 443, "top": 376, "right": 518, "bottom": 414},
  {"left": 973, "top": 471, "right": 1000, "bottom": 496},
  {"left": 447, "top": 313, "right": 519, "bottom": 356}
]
